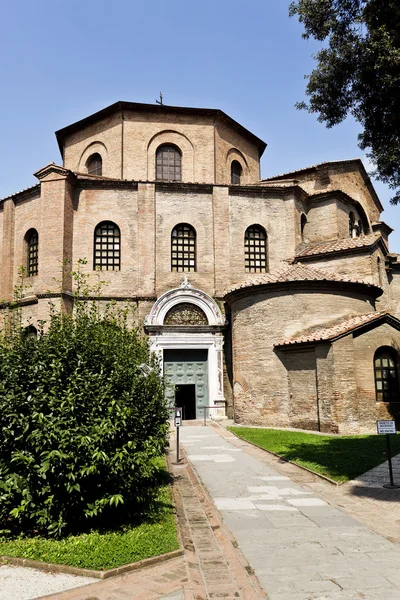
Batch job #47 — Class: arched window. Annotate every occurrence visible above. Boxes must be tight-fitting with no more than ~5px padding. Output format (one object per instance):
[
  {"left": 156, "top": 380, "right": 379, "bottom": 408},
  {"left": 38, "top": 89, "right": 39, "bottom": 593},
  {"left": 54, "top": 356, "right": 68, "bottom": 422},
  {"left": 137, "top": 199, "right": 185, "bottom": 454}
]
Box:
[
  {"left": 301, "top": 213, "right": 308, "bottom": 242},
  {"left": 94, "top": 221, "right": 120, "bottom": 271},
  {"left": 374, "top": 347, "right": 399, "bottom": 402},
  {"left": 231, "top": 160, "right": 242, "bottom": 184},
  {"left": 86, "top": 153, "right": 102, "bottom": 176},
  {"left": 156, "top": 145, "right": 182, "bottom": 181},
  {"left": 349, "top": 211, "right": 361, "bottom": 238},
  {"left": 24, "top": 325, "right": 37, "bottom": 339},
  {"left": 244, "top": 225, "right": 267, "bottom": 273},
  {"left": 25, "top": 229, "right": 39, "bottom": 277},
  {"left": 171, "top": 224, "right": 196, "bottom": 272}
]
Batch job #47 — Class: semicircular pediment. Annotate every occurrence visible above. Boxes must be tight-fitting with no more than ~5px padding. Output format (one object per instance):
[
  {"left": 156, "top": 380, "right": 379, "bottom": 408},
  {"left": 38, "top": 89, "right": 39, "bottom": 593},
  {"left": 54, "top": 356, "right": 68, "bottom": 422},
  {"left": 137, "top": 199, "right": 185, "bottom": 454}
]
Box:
[
  {"left": 164, "top": 302, "right": 208, "bottom": 326},
  {"left": 144, "top": 278, "right": 226, "bottom": 327}
]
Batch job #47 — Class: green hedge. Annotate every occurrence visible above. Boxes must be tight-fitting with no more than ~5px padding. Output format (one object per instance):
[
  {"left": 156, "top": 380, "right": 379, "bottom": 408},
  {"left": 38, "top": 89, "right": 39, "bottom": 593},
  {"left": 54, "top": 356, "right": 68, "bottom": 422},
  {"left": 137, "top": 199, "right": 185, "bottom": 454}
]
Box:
[{"left": 0, "top": 299, "right": 169, "bottom": 537}]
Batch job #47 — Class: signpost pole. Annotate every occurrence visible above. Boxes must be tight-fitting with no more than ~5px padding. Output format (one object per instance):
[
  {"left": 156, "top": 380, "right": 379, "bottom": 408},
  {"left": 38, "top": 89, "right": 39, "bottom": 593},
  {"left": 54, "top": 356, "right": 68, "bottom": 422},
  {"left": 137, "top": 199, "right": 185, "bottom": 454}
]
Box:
[
  {"left": 386, "top": 433, "right": 395, "bottom": 487},
  {"left": 176, "top": 423, "right": 180, "bottom": 464},
  {"left": 377, "top": 420, "right": 400, "bottom": 489},
  {"left": 174, "top": 407, "right": 182, "bottom": 464}
]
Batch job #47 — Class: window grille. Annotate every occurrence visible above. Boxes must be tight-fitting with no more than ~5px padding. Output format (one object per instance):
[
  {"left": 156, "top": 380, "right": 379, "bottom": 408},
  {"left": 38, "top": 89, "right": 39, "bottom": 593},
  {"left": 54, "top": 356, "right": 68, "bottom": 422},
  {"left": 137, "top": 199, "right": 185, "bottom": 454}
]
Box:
[
  {"left": 156, "top": 145, "right": 182, "bottom": 181},
  {"left": 374, "top": 348, "right": 399, "bottom": 402},
  {"left": 231, "top": 160, "right": 242, "bottom": 184},
  {"left": 26, "top": 229, "right": 39, "bottom": 277},
  {"left": 171, "top": 224, "right": 196, "bottom": 272},
  {"left": 244, "top": 225, "right": 267, "bottom": 273},
  {"left": 87, "top": 153, "right": 102, "bottom": 176},
  {"left": 94, "top": 221, "right": 120, "bottom": 271}
]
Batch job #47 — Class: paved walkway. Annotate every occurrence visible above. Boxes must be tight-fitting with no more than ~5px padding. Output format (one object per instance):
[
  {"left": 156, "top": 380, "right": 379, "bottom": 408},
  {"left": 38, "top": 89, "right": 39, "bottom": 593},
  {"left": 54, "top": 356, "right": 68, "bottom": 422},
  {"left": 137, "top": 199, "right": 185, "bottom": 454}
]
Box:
[{"left": 179, "top": 424, "right": 400, "bottom": 600}]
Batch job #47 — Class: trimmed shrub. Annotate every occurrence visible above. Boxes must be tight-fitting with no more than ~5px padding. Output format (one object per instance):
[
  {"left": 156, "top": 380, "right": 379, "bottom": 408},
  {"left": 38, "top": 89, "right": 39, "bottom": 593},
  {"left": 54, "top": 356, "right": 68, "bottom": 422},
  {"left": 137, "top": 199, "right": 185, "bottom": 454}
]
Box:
[{"left": 0, "top": 298, "right": 169, "bottom": 537}]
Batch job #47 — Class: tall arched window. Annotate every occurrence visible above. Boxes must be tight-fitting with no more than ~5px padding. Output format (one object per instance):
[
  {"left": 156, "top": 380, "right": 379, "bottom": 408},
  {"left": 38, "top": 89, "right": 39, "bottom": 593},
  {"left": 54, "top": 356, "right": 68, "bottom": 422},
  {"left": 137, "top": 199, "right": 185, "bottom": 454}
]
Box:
[
  {"left": 156, "top": 145, "right": 182, "bottom": 181},
  {"left": 300, "top": 213, "right": 308, "bottom": 242},
  {"left": 349, "top": 211, "right": 361, "bottom": 238},
  {"left": 86, "top": 153, "right": 102, "bottom": 176},
  {"left": 244, "top": 225, "right": 267, "bottom": 273},
  {"left": 374, "top": 347, "right": 399, "bottom": 402},
  {"left": 25, "top": 229, "right": 39, "bottom": 277},
  {"left": 94, "top": 221, "right": 120, "bottom": 271},
  {"left": 231, "top": 160, "right": 242, "bottom": 184},
  {"left": 171, "top": 224, "right": 196, "bottom": 272}
]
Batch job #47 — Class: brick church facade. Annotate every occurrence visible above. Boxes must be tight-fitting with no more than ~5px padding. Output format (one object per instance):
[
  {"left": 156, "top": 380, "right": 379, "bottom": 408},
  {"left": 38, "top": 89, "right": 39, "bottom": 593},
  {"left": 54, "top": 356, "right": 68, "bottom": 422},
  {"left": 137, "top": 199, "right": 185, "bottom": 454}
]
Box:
[{"left": 1, "top": 101, "right": 400, "bottom": 433}]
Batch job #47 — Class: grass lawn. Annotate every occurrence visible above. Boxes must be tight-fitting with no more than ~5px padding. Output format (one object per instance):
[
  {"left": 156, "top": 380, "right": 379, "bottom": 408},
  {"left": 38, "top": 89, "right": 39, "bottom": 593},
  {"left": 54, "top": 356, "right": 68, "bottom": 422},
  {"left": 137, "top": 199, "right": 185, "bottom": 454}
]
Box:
[
  {"left": 0, "top": 465, "right": 179, "bottom": 571},
  {"left": 228, "top": 427, "right": 400, "bottom": 483}
]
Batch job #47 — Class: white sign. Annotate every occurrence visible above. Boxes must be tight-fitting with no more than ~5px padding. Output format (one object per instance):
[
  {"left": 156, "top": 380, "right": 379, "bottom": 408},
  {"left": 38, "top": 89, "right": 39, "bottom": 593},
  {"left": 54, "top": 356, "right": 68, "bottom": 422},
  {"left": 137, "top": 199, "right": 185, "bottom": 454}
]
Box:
[
  {"left": 174, "top": 409, "right": 182, "bottom": 428},
  {"left": 377, "top": 420, "right": 396, "bottom": 435}
]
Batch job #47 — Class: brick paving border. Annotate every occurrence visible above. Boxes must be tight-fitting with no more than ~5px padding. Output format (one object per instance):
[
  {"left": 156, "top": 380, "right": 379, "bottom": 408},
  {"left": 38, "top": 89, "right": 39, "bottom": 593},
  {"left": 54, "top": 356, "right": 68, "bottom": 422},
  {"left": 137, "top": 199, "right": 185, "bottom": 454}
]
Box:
[{"left": 168, "top": 429, "right": 268, "bottom": 600}]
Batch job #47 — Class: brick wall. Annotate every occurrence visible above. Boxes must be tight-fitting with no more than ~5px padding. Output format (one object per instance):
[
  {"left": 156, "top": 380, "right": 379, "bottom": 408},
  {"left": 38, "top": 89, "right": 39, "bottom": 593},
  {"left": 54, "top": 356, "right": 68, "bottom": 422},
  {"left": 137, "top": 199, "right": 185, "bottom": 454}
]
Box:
[{"left": 229, "top": 286, "right": 373, "bottom": 426}]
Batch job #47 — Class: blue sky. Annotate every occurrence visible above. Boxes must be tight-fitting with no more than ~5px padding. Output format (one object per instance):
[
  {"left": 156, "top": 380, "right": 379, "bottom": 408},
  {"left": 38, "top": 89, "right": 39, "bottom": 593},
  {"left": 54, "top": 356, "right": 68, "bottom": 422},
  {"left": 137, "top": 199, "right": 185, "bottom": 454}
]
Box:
[{"left": 1, "top": 0, "right": 398, "bottom": 250}]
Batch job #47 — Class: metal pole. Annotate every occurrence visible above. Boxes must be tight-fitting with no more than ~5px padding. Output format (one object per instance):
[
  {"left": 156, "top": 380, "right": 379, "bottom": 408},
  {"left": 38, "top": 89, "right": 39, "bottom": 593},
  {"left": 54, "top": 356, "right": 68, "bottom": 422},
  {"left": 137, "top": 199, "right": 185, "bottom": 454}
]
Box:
[
  {"left": 387, "top": 434, "right": 394, "bottom": 487},
  {"left": 204, "top": 406, "right": 206, "bottom": 427},
  {"left": 176, "top": 425, "right": 180, "bottom": 463}
]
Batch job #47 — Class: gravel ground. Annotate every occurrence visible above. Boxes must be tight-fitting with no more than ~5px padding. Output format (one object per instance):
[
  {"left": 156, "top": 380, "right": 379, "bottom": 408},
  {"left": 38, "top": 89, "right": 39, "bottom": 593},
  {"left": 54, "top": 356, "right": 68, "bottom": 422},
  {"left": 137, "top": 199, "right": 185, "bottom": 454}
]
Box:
[{"left": 0, "top": 564, "right": 97, "bottom": 600}]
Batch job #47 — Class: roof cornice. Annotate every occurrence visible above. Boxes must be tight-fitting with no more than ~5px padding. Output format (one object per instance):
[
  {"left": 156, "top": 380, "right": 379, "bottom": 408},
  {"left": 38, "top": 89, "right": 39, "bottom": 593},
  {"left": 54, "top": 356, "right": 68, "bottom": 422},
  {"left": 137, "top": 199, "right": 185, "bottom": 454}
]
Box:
[{"left": 224, "top": 278, "right": 382, "bottom": 304}]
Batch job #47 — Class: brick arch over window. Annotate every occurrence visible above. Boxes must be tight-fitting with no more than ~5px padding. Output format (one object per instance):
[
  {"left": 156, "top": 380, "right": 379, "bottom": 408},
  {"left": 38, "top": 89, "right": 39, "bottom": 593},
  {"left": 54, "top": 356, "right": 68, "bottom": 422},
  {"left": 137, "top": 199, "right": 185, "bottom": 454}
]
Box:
[
  {"left": 25, "top": 228, "right": 39, "bottom": 277},
  {"left": 78, "top": 141, "right": 108, "bottom": 174},
  {"left": 374, "top": 346, "right": 400, "bottom": 403},
  {"left": 244, "top": 224, "right": 267, "bottom": 273},
  {"left": 171, "top": 223, "right": 196, "bottom": 272},
  {"left": 93, "top": 221, "right": 121, "bottom": 271},
  {"left": 147, "top": 130, "right": 194, "bottom": 181}
]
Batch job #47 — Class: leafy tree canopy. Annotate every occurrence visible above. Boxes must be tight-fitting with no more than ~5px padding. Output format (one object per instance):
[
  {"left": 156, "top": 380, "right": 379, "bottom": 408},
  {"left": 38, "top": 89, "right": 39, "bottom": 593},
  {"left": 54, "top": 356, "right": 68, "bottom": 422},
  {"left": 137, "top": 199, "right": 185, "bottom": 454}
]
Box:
[
  {"left": 0, "top": 271, "right": 169, "bottom": 537},
  {"left": 289, "top": 0, "right": 400, "bottom": 203}
]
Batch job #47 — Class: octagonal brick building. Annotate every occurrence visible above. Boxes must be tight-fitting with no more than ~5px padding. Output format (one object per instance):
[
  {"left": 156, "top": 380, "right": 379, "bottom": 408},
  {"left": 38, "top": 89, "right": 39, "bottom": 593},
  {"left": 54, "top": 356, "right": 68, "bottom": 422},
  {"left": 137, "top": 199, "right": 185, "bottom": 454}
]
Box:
[{"left": 1, "top": 100, "right": 400, "bottom": 433}]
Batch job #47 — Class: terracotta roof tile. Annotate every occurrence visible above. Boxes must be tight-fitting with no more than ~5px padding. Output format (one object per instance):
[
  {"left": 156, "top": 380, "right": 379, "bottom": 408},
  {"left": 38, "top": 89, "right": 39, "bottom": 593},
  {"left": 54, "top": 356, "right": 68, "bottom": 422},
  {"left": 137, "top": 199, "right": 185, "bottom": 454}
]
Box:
[
  {"left": 261, "top": 159, "right": 362, "bottom": 182},
  {"left": 223, "top": 263, "right": 375, "bottom": 297},
  {"left": 295, "top": 234, "right": 383, "bottom": 259},
  {"left": 275, "top": 312, "right": 394, "bottom": 347},
  {"left": 0, "top": 183, "right": 40, "bottom": 202}
]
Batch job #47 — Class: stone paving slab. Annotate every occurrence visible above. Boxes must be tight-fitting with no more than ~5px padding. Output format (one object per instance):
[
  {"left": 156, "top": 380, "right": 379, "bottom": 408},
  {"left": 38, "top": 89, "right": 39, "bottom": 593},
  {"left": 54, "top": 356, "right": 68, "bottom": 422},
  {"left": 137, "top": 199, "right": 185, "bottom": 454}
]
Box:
[{"left": 179, "top": 423, "right": 400, "bottom": 600}]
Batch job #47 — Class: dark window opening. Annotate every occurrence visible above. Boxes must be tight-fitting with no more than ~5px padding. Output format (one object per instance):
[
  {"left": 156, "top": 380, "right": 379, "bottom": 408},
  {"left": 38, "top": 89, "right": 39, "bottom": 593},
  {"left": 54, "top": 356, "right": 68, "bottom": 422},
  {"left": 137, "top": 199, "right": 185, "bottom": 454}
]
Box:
[
  {"left": 231, "top": 160, "right": 242, "bottom": 184},
  {"left": 156, "top": 145, "right": 182, "bottom": 181},
  {"left": 245, "top": 225, "right": 267, "bottom": 273},
  {"left": 171, "top": 223, "right": 196, "bottom": 272},
  {"left": 94, "top": 221, "right": 120, "bottom": 271},
  {"left": 86, "top": 153, "right": 102, "bottom": 176},
  {"left": 349, "top": 211, "right": 361, "bottom": 238},
  {"left": 374, "top": 347, "right": 400, "bottom": 402},
  {"left": 26, "top": 229, "right": 39, "bottom": 277},
  {"left": 301, "top": 213, "right": 307, "bottom": 241}
]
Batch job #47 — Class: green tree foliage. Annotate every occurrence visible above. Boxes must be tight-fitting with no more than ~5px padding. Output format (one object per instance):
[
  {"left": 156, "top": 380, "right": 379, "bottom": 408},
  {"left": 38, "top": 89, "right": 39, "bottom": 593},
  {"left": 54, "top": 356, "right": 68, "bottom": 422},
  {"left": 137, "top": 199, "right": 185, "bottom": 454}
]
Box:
[
  {"left": 289, "top": 0, "right": 400, "bottom": 203},
  {"left": 0, "top": 285, "right": 169, "bottom": 537}
]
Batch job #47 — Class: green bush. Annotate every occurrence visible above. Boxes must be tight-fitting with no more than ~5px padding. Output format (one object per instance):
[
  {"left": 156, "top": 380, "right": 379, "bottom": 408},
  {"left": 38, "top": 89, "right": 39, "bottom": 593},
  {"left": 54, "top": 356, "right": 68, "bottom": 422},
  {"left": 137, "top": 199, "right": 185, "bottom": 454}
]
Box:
[{"left": 0, "top": 290, "right": 169, "bottom": 537}]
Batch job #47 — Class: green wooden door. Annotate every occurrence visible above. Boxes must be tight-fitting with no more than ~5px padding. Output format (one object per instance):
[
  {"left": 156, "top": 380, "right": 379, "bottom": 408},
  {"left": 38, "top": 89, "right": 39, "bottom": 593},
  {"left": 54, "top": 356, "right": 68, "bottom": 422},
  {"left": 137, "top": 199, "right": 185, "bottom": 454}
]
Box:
[{"left": 164, "top": 349, "right": 208, "bottom": 419}]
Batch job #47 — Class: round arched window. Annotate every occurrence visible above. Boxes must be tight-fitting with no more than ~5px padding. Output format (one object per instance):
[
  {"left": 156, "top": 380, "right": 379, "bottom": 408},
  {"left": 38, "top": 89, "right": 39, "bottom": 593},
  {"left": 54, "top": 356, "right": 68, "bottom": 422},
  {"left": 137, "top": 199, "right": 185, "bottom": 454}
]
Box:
[
  {"left": 231, "top": 160, "right": 242, "bottom": 184},
  {"left": 86, "top": 153, "right": 102, "bottom": 176},
  {"left": 374, "top": 347, "right": 400, "bottom": 402},
  {"left": 156, "top": 145, "right": 182, "bottom": 181}
]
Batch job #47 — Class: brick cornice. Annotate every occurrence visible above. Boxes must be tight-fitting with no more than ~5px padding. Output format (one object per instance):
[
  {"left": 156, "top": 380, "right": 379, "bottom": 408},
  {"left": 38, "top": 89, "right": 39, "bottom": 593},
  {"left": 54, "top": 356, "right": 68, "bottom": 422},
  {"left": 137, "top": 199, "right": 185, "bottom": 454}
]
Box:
[
  {"left": 78, "top": 178, "right": 139, "bottom": 191},
  {"left": 224, "top": 279, "right": 382, "bottom": 304}
]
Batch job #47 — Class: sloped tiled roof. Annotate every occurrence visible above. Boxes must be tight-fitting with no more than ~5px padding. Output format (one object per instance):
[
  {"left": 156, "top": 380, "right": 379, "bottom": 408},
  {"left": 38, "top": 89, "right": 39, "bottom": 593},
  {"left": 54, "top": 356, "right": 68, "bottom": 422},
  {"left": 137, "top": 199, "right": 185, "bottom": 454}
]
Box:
[
  {"left": 0, "top": 183, "right": 40, "bottom": 202},
  {"left": 295, "top": 234, "right": 385, "bottom": 260},
  {"left": 261, "top": 159, "right": 363, "bottom": 182},
  {"left": 223, "top": 263, "right": 378, "bottom": 298},
  {"left": 275, "top": 311, "right": 400, "bottom": 348}
]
